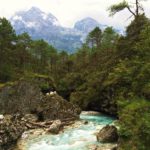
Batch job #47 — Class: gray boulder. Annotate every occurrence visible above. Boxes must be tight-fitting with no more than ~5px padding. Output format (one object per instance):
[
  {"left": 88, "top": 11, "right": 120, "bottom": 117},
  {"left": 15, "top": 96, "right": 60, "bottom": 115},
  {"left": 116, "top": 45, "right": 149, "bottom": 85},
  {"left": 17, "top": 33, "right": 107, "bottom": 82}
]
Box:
[
  {"left": 47, "top": 120, "right": 62, "bottom": 134},
  {"left": 37, "top": 94, "right": 81, "bottom": 121},
  {"left": 0, "top": 80, "right": 43, "bottom": 115},
  {"left": 0, "top": 80, "right": 81, "bottom": 121},
  {"left": 96, "top": 125, "right": 118, "bottom": 143},
  {"left": 0, "top": 114, "right": 26, "bottom": 150}
]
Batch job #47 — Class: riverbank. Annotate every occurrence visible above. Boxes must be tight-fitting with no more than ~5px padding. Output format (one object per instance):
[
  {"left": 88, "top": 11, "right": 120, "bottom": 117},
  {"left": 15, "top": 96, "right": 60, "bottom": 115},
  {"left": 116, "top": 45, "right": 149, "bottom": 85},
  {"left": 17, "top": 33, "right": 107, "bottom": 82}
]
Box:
[{"left": 15, "top": 112, "right": 117, "bottom": 150}]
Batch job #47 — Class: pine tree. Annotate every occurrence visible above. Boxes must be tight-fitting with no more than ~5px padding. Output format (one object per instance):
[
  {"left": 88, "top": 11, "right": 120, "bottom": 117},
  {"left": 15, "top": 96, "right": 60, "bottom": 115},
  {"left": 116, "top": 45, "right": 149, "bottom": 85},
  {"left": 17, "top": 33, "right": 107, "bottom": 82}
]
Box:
[{"left": 86, "top": 27, "right": 102, "bottom": 49}]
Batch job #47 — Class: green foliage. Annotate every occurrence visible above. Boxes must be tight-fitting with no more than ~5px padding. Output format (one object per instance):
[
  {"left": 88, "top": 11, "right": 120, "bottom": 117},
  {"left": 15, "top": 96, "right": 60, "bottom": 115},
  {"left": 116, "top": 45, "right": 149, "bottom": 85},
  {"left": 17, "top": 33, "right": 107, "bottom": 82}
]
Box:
[
  {"left": 31, "top": 40, "right": 50, "bottom": 66},
  {"left": 126, "top": 14, "right": 149, "bottom": 42},
  {"left": 101, "top": 27, "right": 119, "bottom": 50},
  {"left": 20, "top": 72, "right": 56, "bottom": 93},
  {"left": 86, "top": 27, "right": 102, "bottom": 48},
  {"left": 108, "top": 0, "right": 147, "bottom": 18},
  {"left": 0, "top": 18, "right": 16, "bottom": 81},
  {"left": 0, "top": 64, "right": 14, "bottom": 82},
  {"left": 108, "top": 0, "right": 129, "bottom": 16},
  {"left": 118, "top": 98, "right": 150, "bottom": 150},
  {"left": 57, "top": 73, "right": 86, "bottom": 99},
  {"left": 0, "top": 17, "right": 16, "bottom": 48}
]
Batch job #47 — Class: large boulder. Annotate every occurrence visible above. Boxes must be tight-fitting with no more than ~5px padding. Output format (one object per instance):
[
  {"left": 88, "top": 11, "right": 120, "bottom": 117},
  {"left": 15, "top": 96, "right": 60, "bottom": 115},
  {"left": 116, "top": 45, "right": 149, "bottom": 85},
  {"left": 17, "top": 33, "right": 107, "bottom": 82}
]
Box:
[
  {"left": 47, "top": 120, "right": 62, "bottom": 134},
  {"left": 96, "top": 125, "right": 118, "bottom": 143},
  {"left": 0, "top": 114, "right": 26, "bottom": 150},
  {"left": 0, "top": 80, "right": 81, "bottom": 120},
  {"left": 0, "top": 80, "right": 43, "bottom": 114},
  {"left": 0, "top": 114, "right": 44, "bottom": 150},
  {"left": 37, "top": 94, "right": 81, "bottom": 121}
]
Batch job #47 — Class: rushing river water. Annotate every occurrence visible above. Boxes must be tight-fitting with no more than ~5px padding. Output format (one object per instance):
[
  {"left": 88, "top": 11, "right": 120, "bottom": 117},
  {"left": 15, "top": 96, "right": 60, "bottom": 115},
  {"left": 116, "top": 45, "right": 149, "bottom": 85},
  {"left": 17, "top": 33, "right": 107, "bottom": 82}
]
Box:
[{"left": 25, "top": 112, "right": 115, "bottom": 150}]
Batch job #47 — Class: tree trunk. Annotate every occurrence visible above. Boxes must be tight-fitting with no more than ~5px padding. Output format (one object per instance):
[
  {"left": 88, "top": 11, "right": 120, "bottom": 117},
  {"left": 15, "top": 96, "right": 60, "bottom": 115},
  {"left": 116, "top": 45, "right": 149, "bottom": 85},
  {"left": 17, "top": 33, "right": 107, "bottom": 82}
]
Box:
[{"left": 136, "top": 0, "right": 139, "bottom": 16}]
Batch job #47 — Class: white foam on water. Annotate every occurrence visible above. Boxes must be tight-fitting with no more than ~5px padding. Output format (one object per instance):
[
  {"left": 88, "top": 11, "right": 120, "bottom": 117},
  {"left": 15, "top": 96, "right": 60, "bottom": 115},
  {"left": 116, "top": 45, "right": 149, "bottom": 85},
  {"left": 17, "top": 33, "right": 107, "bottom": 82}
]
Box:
[
  {"left": 29, "top": 140, "right": 93, "bottom": 150},
  {"left": 26, "top": 114, "right": 115, "bottom": 150}
]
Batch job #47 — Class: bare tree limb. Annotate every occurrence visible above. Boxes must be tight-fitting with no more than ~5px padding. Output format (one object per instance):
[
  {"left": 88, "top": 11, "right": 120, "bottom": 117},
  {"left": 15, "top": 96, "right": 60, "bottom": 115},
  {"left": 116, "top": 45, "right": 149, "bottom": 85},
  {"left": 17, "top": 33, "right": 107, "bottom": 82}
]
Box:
[
  {"left": 127, "top": 6, "right": 136, "bottom": 17},
  {"left": 125, "top": 15, "right": 134, "bottom": 21}
]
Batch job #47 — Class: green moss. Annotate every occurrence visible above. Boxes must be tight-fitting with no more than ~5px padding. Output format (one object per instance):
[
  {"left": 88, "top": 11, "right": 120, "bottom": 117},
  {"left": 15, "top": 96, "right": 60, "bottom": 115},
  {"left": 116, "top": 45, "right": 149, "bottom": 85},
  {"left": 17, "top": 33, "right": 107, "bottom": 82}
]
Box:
[
  {"left": 22, "top": 72, "right": 50, "bottom": 80},
  {"left": 0, "top": 82, "right": 15, "bottom": 89},
  {"left": 21, "top": 73, "right": 56, "bottom": 93},
  {"left": 0, "top": 83, "right": 5, "bottom": 88}
]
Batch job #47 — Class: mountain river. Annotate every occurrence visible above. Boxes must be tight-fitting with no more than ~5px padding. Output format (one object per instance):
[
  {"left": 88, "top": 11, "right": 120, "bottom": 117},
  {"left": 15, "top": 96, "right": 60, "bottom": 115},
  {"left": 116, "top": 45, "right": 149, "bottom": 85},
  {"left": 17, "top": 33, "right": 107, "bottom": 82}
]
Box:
[{"left": 22, "top": 112, "right": 115, "bottom": 150}]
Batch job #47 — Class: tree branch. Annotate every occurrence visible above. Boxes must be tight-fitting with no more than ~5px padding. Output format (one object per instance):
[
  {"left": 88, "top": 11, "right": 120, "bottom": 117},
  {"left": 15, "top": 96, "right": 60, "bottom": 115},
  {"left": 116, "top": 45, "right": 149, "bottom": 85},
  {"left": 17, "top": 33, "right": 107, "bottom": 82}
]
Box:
[
  {"left": 125, "top": 15, "right": 134, "bottom": 21},
  {"left": 136, "top": 0, "right": 139, "bottom": 16},
  {"left": 127, "top": 6, "right": 136, "bottom": 17}
]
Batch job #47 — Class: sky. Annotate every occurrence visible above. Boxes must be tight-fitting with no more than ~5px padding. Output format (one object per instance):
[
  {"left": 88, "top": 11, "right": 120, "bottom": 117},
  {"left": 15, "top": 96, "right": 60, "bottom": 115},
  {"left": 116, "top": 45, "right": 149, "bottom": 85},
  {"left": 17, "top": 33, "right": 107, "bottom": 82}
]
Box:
[{"left": 0, "top": 0, "right": 150, "bottom": 30}]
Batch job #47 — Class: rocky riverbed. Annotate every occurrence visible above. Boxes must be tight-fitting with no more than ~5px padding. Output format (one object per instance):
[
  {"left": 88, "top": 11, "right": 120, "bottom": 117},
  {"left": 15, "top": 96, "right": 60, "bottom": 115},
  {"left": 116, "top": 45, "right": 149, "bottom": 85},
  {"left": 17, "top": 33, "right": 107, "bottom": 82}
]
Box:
[
  {"left": 0, "top": 79, "right": 81, "bottom": 150},
  {"left": 15, "top": 112, "right": 117, "bottom": 150}
]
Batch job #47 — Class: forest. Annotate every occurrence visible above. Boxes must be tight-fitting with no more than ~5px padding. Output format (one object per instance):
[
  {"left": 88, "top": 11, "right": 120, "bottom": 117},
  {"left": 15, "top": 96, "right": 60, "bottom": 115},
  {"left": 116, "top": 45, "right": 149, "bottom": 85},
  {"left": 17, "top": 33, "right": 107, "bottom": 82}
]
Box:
[{"left": 0, "top": 0, "right": 150, "bottom": 149}]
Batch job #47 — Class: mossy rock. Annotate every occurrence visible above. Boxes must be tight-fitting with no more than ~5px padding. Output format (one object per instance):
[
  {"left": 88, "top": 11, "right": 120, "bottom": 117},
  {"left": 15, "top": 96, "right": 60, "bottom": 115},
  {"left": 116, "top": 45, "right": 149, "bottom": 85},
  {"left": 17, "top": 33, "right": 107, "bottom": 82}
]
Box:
[{"left": 20, "top": 73, "right": 56, "bottom": 93}]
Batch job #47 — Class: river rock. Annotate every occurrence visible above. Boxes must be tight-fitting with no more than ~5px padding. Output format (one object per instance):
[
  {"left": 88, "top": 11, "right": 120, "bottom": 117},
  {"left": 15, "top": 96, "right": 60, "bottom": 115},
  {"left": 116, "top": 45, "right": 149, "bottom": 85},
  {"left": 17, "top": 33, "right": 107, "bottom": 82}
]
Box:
[
  {"left": 0, "top": 80, "right": 81, "bottom": 120},
  {"left": 37, "top": 94, "right": 81, "bottom": 121},
  {"left": 96, "top": 125, "right": 118, "bottom": 143},
  {"left": 83, "top": 120, "right": 88, "bottom": 124},
  {"left": 0, "top": 80, "right": 43, "bottom": 115},
  {"left": 47, "top": 120, "right": 62, "bottom": 134},
  {"left": 88, "top": 144, "right": 118, "bottom": 150},
  {"left": 96, "top": 144, "right": 118, "bottom": 150},
  {"left": 0, "top": 114, "right": 26, "bottom": 150},
  {"left": 88, "top": 144, "right": 97, "bottom": 150},
  {"left": 23, "top": 114, "right": 38, "bottom": 122}
]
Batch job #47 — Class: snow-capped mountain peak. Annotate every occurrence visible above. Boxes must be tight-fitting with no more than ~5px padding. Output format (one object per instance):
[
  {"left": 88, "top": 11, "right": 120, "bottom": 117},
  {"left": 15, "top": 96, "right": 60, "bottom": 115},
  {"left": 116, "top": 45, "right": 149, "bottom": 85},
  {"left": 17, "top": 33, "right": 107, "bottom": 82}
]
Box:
[
  {"left": 10, "top": 7, "right": 109, "bottom": 52},
  {"left": 11, "top": 7, "right": 60, "bottom": 28}
]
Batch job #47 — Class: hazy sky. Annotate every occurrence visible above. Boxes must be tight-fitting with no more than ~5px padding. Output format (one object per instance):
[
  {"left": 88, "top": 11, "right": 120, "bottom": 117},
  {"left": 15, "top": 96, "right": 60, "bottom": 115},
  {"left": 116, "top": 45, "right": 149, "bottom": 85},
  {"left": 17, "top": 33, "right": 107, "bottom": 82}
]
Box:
[{"left": 0, "top": 0, "right": 150, "bottom": 29}]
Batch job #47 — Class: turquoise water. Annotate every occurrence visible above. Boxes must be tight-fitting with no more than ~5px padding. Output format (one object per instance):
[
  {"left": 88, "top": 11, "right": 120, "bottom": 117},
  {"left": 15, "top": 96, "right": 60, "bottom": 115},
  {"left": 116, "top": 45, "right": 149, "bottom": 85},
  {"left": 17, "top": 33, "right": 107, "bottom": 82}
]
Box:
[{"left": 26, "top": 113, "right": 115, "bottom": 150}]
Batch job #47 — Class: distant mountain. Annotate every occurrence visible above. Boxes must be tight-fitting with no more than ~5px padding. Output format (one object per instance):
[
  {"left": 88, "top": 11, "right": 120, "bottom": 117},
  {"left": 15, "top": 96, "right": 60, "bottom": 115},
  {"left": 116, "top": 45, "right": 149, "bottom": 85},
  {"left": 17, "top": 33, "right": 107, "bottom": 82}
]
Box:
[
  {"left": 74, "top": 17, "right": 107, "bottom": 33},
  {"left": 10, "top": 7, "right": 107, "bottom": 52}
]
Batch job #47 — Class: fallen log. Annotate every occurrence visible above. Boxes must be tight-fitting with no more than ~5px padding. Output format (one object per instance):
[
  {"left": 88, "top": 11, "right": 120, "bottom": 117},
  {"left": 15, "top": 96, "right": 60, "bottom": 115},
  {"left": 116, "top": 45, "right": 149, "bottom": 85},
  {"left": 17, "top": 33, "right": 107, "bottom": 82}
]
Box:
[
  {"left": 24, "top": 117, "right": 77, "bottom": 130},
  {"left": 27, "top": 121, "right": 48, "bottom": 128}
]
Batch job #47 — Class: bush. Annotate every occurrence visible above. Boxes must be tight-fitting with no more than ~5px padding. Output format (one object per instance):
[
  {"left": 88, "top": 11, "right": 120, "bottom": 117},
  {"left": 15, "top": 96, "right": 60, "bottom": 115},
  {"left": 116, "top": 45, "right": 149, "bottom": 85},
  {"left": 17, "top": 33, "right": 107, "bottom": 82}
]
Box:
[
  {"left": 118, "top": 98, "right": 150, "bottom": 150},
  {"left": 0, "top": 64, "right": 14, "bottom": 82}
]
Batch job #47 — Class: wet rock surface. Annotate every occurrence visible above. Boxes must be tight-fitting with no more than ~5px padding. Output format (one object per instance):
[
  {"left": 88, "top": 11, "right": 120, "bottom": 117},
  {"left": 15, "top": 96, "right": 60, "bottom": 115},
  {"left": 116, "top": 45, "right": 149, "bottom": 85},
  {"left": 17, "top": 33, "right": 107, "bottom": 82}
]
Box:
[
  {"left": 96, "top": 125, "right": 118, "bottom": 143},
  {"left": 46, "top": 120, "right": 62, "bottom": 134},
  {"left": 89, "top": 144, "right": 118, "bottom": 150},
  {"left": 16, "top": 114, "right": 116, "bottom": 150},
  {"left": 0, "top": 114, "right": 26, "bottom": 150},
  {"left": 0, "top": 114, "right": 78, "bottom": 150}
]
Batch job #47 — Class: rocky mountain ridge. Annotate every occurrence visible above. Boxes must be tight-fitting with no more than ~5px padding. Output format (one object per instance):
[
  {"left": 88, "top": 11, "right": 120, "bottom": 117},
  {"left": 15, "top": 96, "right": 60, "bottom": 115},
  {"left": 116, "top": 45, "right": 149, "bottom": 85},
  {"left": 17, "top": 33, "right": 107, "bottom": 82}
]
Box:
[{"left": 10, "top": 7, "right": 106, "bottom": 52}]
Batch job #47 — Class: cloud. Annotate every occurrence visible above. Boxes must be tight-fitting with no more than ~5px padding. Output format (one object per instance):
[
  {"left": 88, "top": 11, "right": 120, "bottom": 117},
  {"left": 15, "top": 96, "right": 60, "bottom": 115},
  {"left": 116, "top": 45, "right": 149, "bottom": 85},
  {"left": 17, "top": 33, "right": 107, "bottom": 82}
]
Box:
[{"left": 0, "top": 0, "right": 150, "bottom": 29}]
